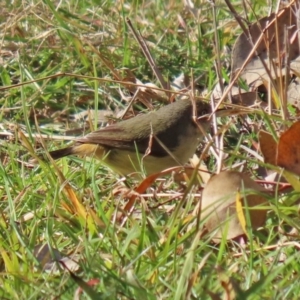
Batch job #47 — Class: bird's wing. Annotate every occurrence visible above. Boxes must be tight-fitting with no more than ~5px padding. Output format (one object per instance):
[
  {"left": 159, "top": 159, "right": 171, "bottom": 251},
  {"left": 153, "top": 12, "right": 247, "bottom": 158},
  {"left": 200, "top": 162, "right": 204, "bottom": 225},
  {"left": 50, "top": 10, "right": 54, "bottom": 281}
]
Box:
[
  {"left": 75, "top": 100, "right": 202, "bottom": 155},
  {"left": 76, "top": 112, "right": 157, "bottom": 152}
]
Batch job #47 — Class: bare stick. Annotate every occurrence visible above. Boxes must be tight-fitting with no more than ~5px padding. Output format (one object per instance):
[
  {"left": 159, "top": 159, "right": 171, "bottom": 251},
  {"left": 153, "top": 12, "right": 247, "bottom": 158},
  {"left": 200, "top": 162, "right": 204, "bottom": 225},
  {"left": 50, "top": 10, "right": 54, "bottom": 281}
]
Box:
[{"left": 126, "top": 18, "right": 169, "bottom": 95}]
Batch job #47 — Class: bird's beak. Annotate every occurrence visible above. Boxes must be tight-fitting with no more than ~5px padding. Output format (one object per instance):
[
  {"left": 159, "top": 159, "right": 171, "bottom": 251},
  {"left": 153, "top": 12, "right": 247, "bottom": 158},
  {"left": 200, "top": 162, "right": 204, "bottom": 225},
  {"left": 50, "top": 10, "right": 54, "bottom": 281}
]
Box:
[{"left": 198, "top": 107, "right": 251, "bottom": 121}]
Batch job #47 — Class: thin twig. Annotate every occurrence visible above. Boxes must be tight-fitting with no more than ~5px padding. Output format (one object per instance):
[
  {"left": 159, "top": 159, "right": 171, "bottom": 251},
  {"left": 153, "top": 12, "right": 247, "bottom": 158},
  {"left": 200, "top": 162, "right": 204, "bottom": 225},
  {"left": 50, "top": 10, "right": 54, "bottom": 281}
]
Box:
[
  {"left": 211, "top": 0, "right": 225, "bottom": 94},
  {"left": 126, "top": 18, "right": 169, "bottom": 95},
  {"left": 0, "top": 131, "right": 75, "bottom": 141}
]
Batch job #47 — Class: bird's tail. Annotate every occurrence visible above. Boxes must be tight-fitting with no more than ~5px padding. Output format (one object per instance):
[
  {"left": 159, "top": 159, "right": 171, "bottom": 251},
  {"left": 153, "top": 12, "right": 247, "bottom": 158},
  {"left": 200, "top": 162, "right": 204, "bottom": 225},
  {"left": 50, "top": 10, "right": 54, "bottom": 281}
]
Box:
[
  {"left": 49, "top": 147, "right": 75, "bottom": 159},
  {"left": 49, "top": 143, "right": 104, "bottom": 160}
]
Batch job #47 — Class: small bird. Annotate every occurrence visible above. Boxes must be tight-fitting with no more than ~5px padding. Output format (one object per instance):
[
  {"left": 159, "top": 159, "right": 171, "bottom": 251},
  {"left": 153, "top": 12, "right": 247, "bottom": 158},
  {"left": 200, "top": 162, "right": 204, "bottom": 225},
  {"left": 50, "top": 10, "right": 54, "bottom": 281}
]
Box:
[{"left": 49, "top": 100, "right": 212, "bottom": 175}]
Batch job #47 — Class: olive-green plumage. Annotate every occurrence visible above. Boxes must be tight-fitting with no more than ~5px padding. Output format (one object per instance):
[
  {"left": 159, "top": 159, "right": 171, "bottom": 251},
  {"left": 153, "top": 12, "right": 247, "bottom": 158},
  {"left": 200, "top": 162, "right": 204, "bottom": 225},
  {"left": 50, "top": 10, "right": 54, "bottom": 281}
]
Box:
[{"left": 49, "top": 100, "right": 211, "bottom": 175}]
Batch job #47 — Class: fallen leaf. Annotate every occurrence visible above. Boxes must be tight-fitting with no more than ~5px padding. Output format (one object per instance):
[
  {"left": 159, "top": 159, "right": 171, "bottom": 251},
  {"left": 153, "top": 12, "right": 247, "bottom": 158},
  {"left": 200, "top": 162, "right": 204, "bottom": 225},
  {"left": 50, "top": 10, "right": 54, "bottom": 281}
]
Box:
[
  {"left": 212, "top": 83, "right": 262, "bottom": 106},
  {"left": 259, "top": 127, "right": 300, "bottom": 190},
  {"left": 201, "top": 171, "right": 268, "bottom": 242},
  {"left": 231, "top": 2, "right": 300, "bottom": 88},
  {"left": 34, "top": 244, "right": 80, "bottom": 273},
  {"left": 277, "top": 120, "right": 300, "bottom": 175},
  {"left": 259, "top": 130, "right": 277, "bottom": 165}
]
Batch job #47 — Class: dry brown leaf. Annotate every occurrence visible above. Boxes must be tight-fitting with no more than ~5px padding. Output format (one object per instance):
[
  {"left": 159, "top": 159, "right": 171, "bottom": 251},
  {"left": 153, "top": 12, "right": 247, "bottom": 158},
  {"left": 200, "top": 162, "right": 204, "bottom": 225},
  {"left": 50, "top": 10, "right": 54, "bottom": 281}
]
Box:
[
  {"left": 277, "top": 120, "right": 300, "bottom": 175},
  {"left": 258, "top": 126, "right": 300, "bottom": 189},
  {"left": 231, "top": 2, "right": 300, "bottom": 88},
  {"left": 259, "top": 130, "right": 278, "bottom": 165},
  {"left": 201, "top": 171, "right": 268, "bottom": 242},
  {"left": 123, "top": 166, "right": 182, "bottom": 214},
  {"left": 230, "top": 91, "right": 262, "bottom": 106},
  {"left": 34, "top": 244, "right": 80, "bottom": 273},
  {"left": 212, "top": 83, "right": 262, "bottom": 106}
]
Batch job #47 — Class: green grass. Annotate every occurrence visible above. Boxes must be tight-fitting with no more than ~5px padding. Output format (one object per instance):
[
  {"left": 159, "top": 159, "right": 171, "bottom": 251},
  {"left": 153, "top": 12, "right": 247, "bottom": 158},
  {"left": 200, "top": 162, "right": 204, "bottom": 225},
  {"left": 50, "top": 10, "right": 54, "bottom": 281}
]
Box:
[{"left": 1, "top": 0, "right": 300, "bottom": 299}]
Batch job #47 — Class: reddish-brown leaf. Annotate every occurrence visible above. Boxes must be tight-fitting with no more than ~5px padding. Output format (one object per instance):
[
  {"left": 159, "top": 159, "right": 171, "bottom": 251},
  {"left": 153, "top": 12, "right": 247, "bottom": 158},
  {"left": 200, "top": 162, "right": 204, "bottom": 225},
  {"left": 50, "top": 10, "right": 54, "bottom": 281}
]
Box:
[{"left": 277, "top": 120, "right": 300, "bottom": 175}]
